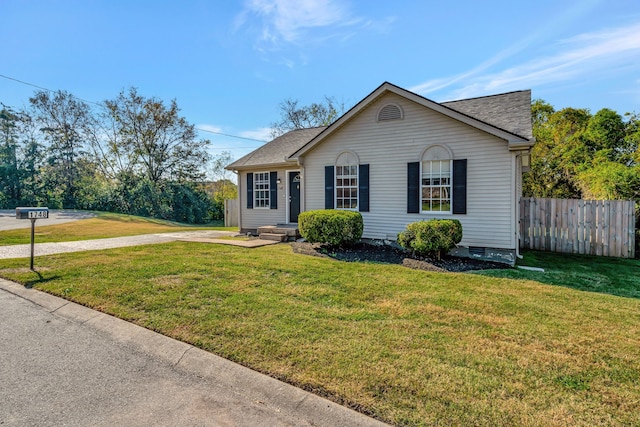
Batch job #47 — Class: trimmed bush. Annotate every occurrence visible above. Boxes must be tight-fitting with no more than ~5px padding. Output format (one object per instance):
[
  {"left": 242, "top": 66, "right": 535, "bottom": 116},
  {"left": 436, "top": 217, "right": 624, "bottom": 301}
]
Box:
[
  {"left": 397, "top": 219, "right": 463, "bottom": 259},
  {"left": 298, "top": 209, "right": 363, "bottom": 246}
]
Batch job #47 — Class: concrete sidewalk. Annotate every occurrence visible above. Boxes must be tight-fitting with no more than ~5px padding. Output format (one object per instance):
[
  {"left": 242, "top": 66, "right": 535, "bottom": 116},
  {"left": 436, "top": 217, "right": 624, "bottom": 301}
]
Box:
[
  {"left": 0, "top": 279, "right": 388, "bottom": 426},
  {"left": 0, "top": 230, "right": 241, "bottom": 259}
]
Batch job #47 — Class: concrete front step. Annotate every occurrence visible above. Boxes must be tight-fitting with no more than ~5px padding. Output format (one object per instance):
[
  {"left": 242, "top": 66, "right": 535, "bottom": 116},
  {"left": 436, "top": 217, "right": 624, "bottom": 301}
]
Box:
[
  {"left": 258, "top": 233, "right": 288, "bottom": 242},
  {"left": 256, "top": 225, "right": 299, "bottom": 238}
]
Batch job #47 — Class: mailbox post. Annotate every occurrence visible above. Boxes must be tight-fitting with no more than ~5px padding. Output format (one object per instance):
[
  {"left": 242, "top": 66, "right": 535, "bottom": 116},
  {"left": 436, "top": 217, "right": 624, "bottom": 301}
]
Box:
[{"left": 15, "top": 207, "right": 49, "bottom": 270}]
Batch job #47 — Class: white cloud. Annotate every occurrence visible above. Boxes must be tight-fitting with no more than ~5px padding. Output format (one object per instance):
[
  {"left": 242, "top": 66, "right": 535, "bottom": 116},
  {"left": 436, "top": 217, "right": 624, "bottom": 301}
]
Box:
[
  {"left": 411, "top": 22, "right": 640, "bottom": 101},
  {"left": 239, "top": 127, "right": 273, "bottom": 142},
  {"left": 241, "top": 0, "right": 354, "bottom": 43}
]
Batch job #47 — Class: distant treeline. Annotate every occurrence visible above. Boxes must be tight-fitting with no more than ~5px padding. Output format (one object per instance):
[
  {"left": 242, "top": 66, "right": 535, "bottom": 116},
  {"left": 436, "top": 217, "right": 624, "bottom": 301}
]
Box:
[{"left": 0, "top": 88, "right": 225, "bottom": 223}]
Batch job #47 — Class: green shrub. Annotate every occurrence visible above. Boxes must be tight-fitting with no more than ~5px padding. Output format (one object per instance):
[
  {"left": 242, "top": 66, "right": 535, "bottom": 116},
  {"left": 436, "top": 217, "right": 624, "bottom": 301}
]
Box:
[
  {"left": 298, "top": 209, "right": 363, "bottom": 246},
  {"left": 397, "top": 219, "right": 463, "bottom": 259}
]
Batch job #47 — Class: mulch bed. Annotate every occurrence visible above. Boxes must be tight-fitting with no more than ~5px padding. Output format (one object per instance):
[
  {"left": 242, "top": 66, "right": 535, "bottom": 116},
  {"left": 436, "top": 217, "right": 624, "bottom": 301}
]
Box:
[{"left": 290, "top": 241, "right": 510, "bottom": 272}]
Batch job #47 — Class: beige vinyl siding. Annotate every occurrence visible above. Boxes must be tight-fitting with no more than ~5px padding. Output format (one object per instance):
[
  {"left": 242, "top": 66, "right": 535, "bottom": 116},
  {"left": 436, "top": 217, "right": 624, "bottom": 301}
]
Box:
[
  {"left": 301, "top": 92, "right": 517, "bottom": 249},
  {"left": 238, "top": 168, "right": 289, "bottom": 230}
]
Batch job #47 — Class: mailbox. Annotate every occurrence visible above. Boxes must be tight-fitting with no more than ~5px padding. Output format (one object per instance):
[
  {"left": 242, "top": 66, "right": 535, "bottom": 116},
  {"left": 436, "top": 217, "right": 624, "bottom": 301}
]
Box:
[{"left": 16, "top": 207, "right": 49, "bottom": 220}]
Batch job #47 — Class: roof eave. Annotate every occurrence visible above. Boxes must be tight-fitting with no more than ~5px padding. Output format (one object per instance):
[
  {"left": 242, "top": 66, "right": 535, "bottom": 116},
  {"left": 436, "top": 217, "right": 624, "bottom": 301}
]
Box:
[
  {"left": 225, "top": 159, "right": 298, "bottom": 171},
  {"left": 508, "top": 138, "right": 536, "bottom": 151}
]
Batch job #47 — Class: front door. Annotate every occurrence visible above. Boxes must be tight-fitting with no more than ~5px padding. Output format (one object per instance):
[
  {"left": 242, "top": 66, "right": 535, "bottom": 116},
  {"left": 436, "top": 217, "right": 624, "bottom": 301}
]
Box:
[{"left": 288, "top": 171, "right": 301, "bottom": 223}]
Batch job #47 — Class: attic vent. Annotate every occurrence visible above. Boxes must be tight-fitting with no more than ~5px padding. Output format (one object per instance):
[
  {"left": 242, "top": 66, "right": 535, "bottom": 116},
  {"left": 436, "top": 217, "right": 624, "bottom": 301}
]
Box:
[{"left": 377, "top": 103, "right": 403, "bottom": 122}]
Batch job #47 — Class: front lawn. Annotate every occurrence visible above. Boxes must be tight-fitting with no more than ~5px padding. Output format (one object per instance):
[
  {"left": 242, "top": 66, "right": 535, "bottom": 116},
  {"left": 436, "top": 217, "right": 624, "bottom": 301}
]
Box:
[
  {"left": 1, "top": 244, "right": 639, "bottom": 426},
  {"left": 476, "top": 250, "right": 640, "bottom": 299},
  {"left": 0, "top": 211, "right": 231, "bottom": 245}
]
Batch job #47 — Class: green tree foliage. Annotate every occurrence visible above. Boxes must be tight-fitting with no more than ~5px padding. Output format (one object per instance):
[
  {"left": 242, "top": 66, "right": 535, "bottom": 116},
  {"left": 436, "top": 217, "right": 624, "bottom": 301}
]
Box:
[
  {"left": 29, "top": 90, "right": 94, "bottom": 208},
  {"left": 0, "top": 106, "right": 22, "bottom": 207},
  {"left": 208, "top": 151, "right": 238, "bottom": 220},
  {"left": 0, "top": 105, "right": 44, "bottom": 208},
  {"left": 1, "top": 88, "right": 216, "bottom": 223},
  {"left": 102, "top": 87, "right": 211, "bottom": 184},
  {"left": 525, "top": 100, "right": 640, "bottom": 201}
]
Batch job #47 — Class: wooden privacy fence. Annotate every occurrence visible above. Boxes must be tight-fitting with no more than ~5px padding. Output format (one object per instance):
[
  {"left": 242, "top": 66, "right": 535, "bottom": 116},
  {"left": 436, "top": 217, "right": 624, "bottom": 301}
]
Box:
[
  {"left": 520, "top": 198, "right": 636, "bottom": 258},
  {"left": 224, "top": 198, "right": 239, "bottom": 228}
]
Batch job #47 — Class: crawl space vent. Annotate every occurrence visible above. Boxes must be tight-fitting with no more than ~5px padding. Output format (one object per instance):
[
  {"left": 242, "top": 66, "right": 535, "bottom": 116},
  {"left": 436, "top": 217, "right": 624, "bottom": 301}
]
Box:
[
  {"left": 469, "top": 246, "right": 486, "bottom": 257},
  {"left": 377, "top": 104, "right": 403, "bottom": 121}
]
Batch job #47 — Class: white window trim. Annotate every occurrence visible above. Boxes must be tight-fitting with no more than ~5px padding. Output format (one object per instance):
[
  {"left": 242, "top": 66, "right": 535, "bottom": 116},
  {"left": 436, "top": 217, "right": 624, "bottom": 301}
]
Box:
[
  {"left": 253, "top": 171, "right": 270, "bottom": 209},
  {"left": 420, "top": 160, "right": 453, "bottom": 215},
  {"left": 420, "top": 145, "right": 454, "bottom": 215},
  {"left": 335, "top": 164, "right": 359, "bottom": 211}
]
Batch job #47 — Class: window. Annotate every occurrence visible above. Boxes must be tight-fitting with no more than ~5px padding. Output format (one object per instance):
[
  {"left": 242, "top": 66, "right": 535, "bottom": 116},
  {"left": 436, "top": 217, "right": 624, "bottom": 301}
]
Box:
[
  {"left": 407, "top": 147, "right": 466, "bottom": 215},
  {"left": 336, "top": 165, "right": 358, "bottom": 209},
  {"left": 254, "top": 172, "right": 270, "bottom": 208},
  {"left": 335, "top": 151, "right": 359, "bottom": 209},
  {"left": 422, "top": 159, "right": 451, "bottom": 212},
  {"left": 421, "top": 145, "right": 453, "bottom": 213}
]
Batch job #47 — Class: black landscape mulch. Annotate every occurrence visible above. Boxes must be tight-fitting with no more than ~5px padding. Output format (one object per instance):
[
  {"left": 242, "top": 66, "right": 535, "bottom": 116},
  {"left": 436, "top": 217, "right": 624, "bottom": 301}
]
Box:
[{"left": 290, "top": 241, "right": 510, "bottom": 272}]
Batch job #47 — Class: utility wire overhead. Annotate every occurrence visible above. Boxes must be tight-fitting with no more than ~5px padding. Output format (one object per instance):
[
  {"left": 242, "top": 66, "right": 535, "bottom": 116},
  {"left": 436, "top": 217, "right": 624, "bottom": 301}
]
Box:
[{"left": 0, "top": 73, "right": 268, "bottom": 143}]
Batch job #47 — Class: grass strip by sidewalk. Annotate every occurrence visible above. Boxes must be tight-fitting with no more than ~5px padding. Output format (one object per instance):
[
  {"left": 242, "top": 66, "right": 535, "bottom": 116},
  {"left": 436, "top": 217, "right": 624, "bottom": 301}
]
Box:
[
  {"left": 1, "top": 243, "right": 639, "bottom": 426},
  {"left": 0, "top": 211, "right": 231, "bottom": 245}
]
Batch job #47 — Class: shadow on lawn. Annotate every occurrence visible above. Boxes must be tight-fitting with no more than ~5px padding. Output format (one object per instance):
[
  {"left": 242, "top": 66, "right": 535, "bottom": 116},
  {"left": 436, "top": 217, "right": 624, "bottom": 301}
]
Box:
[
  {"left": 475, "top": 250, "right": 640, "bottom": 300},
  {"left": 24, "top": 271, "right": 61, "bottom": 288}
]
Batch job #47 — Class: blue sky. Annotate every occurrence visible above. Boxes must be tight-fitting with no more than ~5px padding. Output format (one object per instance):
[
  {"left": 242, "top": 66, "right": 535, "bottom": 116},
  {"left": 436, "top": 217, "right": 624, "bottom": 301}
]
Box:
[{"left": 2, "top": 0, "right": 639, "bottom": 161}]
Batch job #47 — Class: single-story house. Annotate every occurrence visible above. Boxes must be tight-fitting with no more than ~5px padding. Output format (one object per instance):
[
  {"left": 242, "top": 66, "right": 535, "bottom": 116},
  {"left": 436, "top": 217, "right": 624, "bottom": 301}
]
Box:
[{"left": 226, "top": 82, "right": 534, "bottom": 264}]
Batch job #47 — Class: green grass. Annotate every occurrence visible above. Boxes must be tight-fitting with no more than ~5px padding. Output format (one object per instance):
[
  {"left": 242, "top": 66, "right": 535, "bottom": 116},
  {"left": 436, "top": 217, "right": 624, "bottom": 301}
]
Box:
[
  {"left": 1, "top": 243, "right": 639, "bottom": 426},
  {"left": 0, "top": 211, "right": 233, "bottom": 245},
  {"left": 476, "top": 250, "right": 640, "bottom": 299}
]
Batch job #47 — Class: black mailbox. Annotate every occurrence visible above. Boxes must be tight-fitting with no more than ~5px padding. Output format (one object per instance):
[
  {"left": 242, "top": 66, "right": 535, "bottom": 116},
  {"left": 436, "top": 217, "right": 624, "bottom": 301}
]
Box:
[{"left": 15, "top": 207, "right": 49, "bottom": 220}]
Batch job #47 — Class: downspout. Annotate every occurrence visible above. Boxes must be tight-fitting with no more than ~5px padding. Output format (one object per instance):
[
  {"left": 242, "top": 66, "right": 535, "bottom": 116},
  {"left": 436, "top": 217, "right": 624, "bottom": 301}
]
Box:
[
  {"left": 233, "top": 170, "right": 241, "bottom": 232},
  {"left": 513, "top": 152, "right": 524, "bottom": 260}
]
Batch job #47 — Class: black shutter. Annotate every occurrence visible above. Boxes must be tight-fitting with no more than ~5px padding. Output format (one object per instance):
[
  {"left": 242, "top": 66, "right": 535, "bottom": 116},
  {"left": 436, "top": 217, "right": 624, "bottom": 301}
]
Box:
[
  {"left": 407, "top": 162, "right": 420, "bottom": 213},
  {"left": 269, "top": 171, "right": 278, "bottom": 209},
  {"left": 358, "top": 164, "right": 369, "bottom": 212},
  {"left": 325, "top": 166, "right": 334, "bottom": 209},
  {"left": 452, "top": 159, "right": 467, "bottom": 214},
  {"left": 246, "top": 173, "right": 253, "bottom": 209}
]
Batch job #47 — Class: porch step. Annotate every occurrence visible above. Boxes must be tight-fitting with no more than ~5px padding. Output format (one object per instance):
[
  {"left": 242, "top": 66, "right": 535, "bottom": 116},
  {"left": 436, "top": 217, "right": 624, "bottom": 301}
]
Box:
[
  {"left": 257, "top": 225, "right": 299, "bottom": 238},
  {"left": 258, "top": 233, "right": 288, "bottom": 242}
]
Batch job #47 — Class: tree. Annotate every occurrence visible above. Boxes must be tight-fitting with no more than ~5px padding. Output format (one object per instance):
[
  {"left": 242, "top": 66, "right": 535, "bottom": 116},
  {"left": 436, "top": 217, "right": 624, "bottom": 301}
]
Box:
[
  {"left": 29, "top": 90, "right": 93, "bottom": 208},
  {"left": 525, "top": 99, "right": 640, "bottom": 203},
  {"left": 0, "top": 106, "right": 22, "bottom": 207},
  {"left": 207, "top": 151, "right": 238, "bottom": 220},
  {"left": 270, "top": 96, "right": 344, "bottom": 138},
  {"left": 584, "top": 108, "right": 628, "bottom": 162},
  {"left": 524, "top": 103, "right": 590, "bottom": 198},
  {"left": 0, "top": 105, "right": 45, "bottom": 207},
  {"left": 102, "top": 87, "right": 211, "bottom": 183}
]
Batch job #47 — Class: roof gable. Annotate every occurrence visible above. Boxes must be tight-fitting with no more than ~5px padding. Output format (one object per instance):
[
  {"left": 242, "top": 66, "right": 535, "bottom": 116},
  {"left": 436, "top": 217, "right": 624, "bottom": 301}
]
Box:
[
  {"left": 226, "top": 82, "right": 534, "bottom": 171},
  {"left": 290, "top": 82, "right": 533, "bottom": 159}
]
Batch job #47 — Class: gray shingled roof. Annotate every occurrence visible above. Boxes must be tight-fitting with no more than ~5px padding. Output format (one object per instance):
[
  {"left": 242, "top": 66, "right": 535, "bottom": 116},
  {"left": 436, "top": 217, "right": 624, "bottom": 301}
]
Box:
[
  {"left": 442, "top": 90, "right": 532, "bottom": 139},
  {"left": 226, "top": 126, "right": 326, "bottom": 169}
]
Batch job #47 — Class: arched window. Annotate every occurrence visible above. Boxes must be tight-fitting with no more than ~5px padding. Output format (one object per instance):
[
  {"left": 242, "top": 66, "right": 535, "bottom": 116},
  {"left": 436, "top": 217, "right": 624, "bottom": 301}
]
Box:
[
  {"left": 335, "top": 151, "right": 359, "bottom": 209},
  {"left": 421, "top": 145, "right": 452, "bottom": 213}
]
